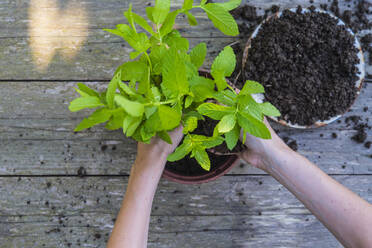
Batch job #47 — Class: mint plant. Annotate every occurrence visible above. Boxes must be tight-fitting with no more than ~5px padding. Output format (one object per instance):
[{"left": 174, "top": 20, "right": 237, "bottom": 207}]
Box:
[{"left": 69, "top": 0, "right": 280, "bottom": 171}]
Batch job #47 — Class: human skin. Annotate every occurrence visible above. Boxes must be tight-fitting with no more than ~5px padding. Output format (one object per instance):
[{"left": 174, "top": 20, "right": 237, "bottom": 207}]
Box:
[
  {"left": 107, "top": 126, "right": 183, "bottom": 248},
  {"left": 240, "top": 120, "right": 372, "bottom": 248},
  {"left": 107, "top": 121, "right": 372, "bottom": 248}
]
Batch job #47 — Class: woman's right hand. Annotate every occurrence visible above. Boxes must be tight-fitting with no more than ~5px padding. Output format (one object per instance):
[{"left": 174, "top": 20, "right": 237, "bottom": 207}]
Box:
[{"left": 239, "top": 118, "right": 292, "bottom": 172}]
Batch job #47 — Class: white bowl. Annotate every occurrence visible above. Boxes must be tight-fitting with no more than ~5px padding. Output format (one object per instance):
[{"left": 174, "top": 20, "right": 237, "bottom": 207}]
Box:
[{"left": 242, "top": 7, "right": 366, "bottom": 129}]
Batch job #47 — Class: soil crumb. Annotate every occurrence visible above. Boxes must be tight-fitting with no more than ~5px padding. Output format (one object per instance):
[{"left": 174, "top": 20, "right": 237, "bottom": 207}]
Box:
[
  {"left": 77, "top": 166, "right": 87, "bottom": 177},
  {"left": 365, "top": 141, "right": 371, "bottom": 149}
]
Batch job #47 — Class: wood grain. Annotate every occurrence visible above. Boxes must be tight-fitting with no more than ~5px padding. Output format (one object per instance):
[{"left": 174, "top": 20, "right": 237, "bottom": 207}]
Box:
[
  {"left": 0, "top": 0, "right": 370, "bottom": 80},
  {"left": 1, "top": 0, "right": 371, "bottom": 247},
  {"left": 1, "top": 175, "right": 370, "bottom": 247}
]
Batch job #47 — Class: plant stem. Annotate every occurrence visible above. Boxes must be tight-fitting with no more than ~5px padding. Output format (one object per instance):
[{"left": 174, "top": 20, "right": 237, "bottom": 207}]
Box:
[
  {"left": 144, "top": 52, "right": 153, "bottom": 72},
  {"left": 156, "top": 24, "right": 163, "bottom": 44},
  {"left": 227, "top": 84, "right": 238, "bottom": 95}
]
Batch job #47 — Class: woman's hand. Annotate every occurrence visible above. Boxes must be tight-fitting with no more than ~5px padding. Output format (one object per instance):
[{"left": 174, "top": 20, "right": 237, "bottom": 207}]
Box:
[
  {"left": 239, "top": 118, "right": 291, "bottom": 172},
  {"left": 135, "top": 126, "right": 184, "bottom": 170}
]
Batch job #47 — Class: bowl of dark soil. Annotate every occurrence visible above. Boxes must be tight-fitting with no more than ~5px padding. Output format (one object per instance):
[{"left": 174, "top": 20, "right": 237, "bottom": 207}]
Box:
[
  {"left": 163, "top": 118, "right": 241, "bottom": 184},
  {"left": 241, "top": 6, "right": 365, "bottom": 128}
]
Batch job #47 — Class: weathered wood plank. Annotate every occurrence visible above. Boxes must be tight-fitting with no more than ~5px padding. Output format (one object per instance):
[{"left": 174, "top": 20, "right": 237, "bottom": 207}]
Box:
[
  {"left": 0, "top": 0, "right": 370, "bottom": 80},
  {"left": 0, "top": 175, "right": 371, "bottom": 247},
  {"left": 0, "top": 82, "right": 371, "bottom": 175}
]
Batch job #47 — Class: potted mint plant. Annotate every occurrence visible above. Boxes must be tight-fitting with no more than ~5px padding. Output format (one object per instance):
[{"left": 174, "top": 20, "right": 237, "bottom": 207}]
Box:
[{"left": 68, "top": 0, "right": 280, "bottom": 184}]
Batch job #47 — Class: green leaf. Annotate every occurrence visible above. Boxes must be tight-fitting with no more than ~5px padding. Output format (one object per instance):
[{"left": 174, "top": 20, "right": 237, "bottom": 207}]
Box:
[
  {"left": 74, "top": 108, "right": 112, "bottom": 132},
  {"left": 217, "top": 0, "right": 241, "bottom": 11},
  {"left": 132, "top": 12, "right": 156, "bottom": 35},
  {"left": 190, "top": 43, "right": 207, "bottom": 68},
  {"left": 211, "top": 46, "right": 236, "bottom": 91},
  {"left": 74, "top": 87, "right": 90, "bottom": 97},
  {"left": 130, "top": 51, "right": 142, "bottom": 60},
  {"left": 160, "top": 10, "right": 181, "bottom": 37},
  {"left": 104, "top": 24, "right": 150, "bottom": 52},
  {"left": 164, "top": 35, "right": 189, "bottom": 52},
  {"left": 158, "top": 130, "right": 172, "bottom": 144},
  {"left": 139, "top": 125, "right": 156, "bottom": 143},
  {"left": 197, "top": 102, "right": 234, "bottom": 120},
  {"left": 189, "top": 76, "right": 215, "bottom": 102},
  {"left": 183, "top": 0, "right": 193, "bottom": 10},
  {"left": 69, "top": 96, "right": 104, "bottom": 112},
  {"left": 124, "top": 4, "right": 136, "bottom": 32},
  {"left": 106, "top": 71, "right": 121, "bottom": 109},
  {"left": 149, "top": 44, "right": 167, "bottom": 75},
  {"left": 211, "top": 46, "right": 236, "bottom": 78},
  {"left": 185, "top": 95, "right": 193, "bottom": 108},
  {"left": 185, "top": 11, "right": 198, "bottom": 26},
  {"left": 200, "top": 0, "right": 208, "bottom": 5},
  {"left": 191, "top": 135, "right": 224, "bottom": 148},
  {"left": 185, "top": 60, "right": 199, "bottom": 80},
  {"left": 194, "top": 147, "right": 210, "bottom": 171},
  {"left": 106, "top": 110, "right": 126, "bottom": 130},
  {"left": 145, "top": 106, "right": 158, "bottom": 118},
  {"left": 212, "top": 90, "right": 236, "bottom": 106},
  {"left": 260, "top": 102, "right": 281, "bottom": 117},
  {"left": 238, "top": 95, "right": 263, "bottom": 121},
  {"left": 119, "top": 61, "right": 150, "bottom": 94},
  {"left": 237, "top": 112, "right": 271, "bottom": 139},
  {"left": 225, "top": 124, "right": 240, "bottom": 150},
  {"left": 77, "top": 83, "right": 99, "bottom": 97},
  {"left": 168, "top": 136, "right": 192, "bottom": 161},
  {"left": 161, "top": 47, "right": 189, "bottom": 99},
  {"left": 153, "top": 0, "right": 170, "bottom": 24},
  {"left": 146, "top": 7, "right": 155, "bottom": 22},
  {"left": 150, "top": 86, "right": 162, "bottom": 101},
  {"left": 123, "top": 115, "right": 142, "bottom": 136},
  {"left": 145, "top": 105, "right": 182, "bottom": 131},
  {"left": 114, "top": 95, "right": 144, "bottom": 117},
  {"left": 118, "top": 81, "right": 136, "bottom": 96},
  {"left": 183, "top": 116, "right": 198, "bottom": 133},
  {"left": 201, "top": 3, "right": 239, "bottom": 36},
  {"left": 240, "top": 80, "right": 265, "bottom": 95},
  {"left": 217, "top": 114, "right": 236, "bottom": 133}
]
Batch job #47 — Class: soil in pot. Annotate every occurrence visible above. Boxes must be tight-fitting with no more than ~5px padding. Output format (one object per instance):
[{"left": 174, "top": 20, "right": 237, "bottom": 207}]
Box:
[
  {"left": 240, "top": 7, "right": 361, "bottom": 126},
  {"left": 165, "top": 117, "right": 242, "bottom": 176}
]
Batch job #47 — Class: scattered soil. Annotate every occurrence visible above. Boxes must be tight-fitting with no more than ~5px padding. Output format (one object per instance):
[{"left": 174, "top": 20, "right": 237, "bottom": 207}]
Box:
[
  {"left": 282, "top": 137, "right": 298, "bottom": 151},
  {"left": 351, "top": 125, "right": 367, "bottom": 143},
  {"left": 345, "top": 115, "right": 370, "bottom": 144},
  {"left": 365, "top": 141, "right": 371, "bottom": 149},
  {"left": 101, "top": 145, "right": 107, "bottom": 152},
  {"left": 165, "top": 118, "right": 236, "bottom": 177},
  {"left": 241, "top": 7, "right": 360, "bottom": 126},
  {"left": 77, "top": 166, "right": 87, "bottom": 177}
]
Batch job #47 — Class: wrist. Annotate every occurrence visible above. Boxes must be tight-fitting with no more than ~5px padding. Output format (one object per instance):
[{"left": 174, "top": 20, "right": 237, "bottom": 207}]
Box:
[
  {"left": 133, "top": 152, "right": 168, "bottom": 174},
  {"left": 261, "top": 143, "right": 296, "bottom": 174}
]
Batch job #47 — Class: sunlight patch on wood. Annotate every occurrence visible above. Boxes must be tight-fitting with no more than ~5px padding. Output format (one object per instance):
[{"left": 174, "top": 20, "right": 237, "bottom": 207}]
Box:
[{"left": 28, "top": 0, "right": 88, "bottom": 71}]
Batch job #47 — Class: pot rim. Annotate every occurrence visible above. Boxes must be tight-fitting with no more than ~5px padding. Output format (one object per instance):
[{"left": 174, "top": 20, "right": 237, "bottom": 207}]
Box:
[
  {"left": 162, "top": 155, "right": 240, "bottom": 184},
  {"left": 241, "top": 7, "right": 366, "bottom": 129}
]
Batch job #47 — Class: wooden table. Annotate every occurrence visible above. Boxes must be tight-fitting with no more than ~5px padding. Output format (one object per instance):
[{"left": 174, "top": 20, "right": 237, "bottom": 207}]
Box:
[{"left": 1, "top": 0, "right": 371, "bottom": 247}]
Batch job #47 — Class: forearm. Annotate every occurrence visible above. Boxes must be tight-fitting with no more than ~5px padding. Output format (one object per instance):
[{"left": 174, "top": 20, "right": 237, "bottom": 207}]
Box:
[
  {"left": 264, "top": 147, "right": 372, "bottom": 247},
  {"left": 107, "top": 156, "right": 166, "bottom": 248}
]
